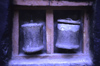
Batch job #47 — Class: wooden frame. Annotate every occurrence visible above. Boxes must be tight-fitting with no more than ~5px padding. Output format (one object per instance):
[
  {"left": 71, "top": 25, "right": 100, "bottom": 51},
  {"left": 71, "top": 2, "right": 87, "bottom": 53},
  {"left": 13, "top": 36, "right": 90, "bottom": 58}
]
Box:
[
  {"left": 12, "top": 0, "right": 91, "bottom": 59},
  {"left": 12, "top": 6, "right": 90, "bottom": 59}
]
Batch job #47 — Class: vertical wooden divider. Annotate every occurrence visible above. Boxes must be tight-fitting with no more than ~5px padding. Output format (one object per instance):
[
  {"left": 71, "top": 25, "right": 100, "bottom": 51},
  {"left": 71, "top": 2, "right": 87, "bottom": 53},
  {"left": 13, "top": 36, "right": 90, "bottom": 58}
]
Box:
[
  {"left": 12, "top": 11, "right": 19, "bottom": 57},
  {"left": 83, "top": 10, "right": 89, "bottom": 54},
  {"left": 46, "top": 9, "right": 54, "bottom": 54}
]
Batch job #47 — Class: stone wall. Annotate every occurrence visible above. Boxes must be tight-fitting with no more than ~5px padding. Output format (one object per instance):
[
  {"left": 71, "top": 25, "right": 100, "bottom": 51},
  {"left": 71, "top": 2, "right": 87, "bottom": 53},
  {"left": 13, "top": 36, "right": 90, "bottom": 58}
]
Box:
[
  {"left": 93, "top": 0, "right": 100, "bottom": 66},
  {"left": 0, "top": 0, "right": 12, "bottom": 66}
]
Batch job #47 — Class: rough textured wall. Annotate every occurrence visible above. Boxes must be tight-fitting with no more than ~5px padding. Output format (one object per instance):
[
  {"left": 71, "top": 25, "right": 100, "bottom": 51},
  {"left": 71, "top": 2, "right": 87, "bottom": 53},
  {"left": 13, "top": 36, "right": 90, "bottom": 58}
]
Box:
[
  {"left": 0, "top": 0, "right": 12, "bottom": 66},
  {"left": 0, "top": 0, "right": 99, "bottom": 66},
  {"left": 94, "top": 0, "right": 100, "bottom": 66}
]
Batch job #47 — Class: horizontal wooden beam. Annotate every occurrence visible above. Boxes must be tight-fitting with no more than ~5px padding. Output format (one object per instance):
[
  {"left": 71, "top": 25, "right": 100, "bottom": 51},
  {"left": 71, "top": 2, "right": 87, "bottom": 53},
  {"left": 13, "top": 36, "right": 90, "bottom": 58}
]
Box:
[
  {"left": 13, "top": 0, "right": 49, "bottom": 6},
  {"left": 50, "top": 1, "right": 93, "bottom": 6},
  {"left": 15, "top": 53, "right": 87, "bottom": 59},
  {"left": 13, "top": 6, "right": 91, "bottom": 10},
  {"left": 13, "top": 0, "right": 93, "bottom": 6}
]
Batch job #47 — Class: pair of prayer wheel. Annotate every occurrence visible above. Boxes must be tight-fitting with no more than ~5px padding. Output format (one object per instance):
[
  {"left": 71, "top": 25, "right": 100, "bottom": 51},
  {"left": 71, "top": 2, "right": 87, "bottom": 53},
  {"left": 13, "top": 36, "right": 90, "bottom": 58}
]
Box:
[{"left": 21, "top": 18, "right": 80, "bottom": 53}]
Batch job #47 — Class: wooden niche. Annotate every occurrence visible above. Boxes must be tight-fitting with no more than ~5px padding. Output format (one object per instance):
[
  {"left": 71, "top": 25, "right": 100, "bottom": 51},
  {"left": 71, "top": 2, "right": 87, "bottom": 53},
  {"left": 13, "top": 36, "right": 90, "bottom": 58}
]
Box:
[{"left": 9, "top": 0, "right": 93, "bottom": 66}]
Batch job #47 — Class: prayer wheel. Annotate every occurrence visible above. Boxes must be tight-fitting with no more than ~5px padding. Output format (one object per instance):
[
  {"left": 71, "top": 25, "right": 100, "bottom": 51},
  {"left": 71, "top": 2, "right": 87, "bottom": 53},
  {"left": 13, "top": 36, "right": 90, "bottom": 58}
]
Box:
[
  {"left": 56, "top": 18, "right": 80, "bottom": 49},
  {"left": 21, "top": 23, "right": 43, "bottom": 53}
]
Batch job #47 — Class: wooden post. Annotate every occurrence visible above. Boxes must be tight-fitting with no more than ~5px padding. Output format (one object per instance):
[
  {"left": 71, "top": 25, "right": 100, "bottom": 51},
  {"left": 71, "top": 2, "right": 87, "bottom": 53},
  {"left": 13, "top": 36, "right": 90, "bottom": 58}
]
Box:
[
  {"left": 83, "top": 11, "right": 89, "bottom": 54},
  {"left": 12, "top": 11, "right": 19, "bottom": 57},
  {"left": 46, "top": 9, "right": 54, "bottom": 54}
]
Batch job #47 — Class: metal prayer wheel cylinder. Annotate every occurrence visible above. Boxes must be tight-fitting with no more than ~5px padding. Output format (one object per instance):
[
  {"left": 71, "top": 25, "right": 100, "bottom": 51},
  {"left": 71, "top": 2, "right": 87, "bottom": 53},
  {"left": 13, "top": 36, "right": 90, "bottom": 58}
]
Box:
[
  {"left": 21, "top": 23, "right": 43, "bottom": 53},
  {"left": 56, "top": 18, "right": 80, "bottom": 49}
]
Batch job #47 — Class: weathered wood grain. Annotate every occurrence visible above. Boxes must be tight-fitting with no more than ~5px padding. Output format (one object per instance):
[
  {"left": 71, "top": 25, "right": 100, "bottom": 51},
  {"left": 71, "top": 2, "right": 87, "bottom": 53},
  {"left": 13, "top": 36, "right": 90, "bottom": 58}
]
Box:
[
  {"left": 12, "top": 11, "right": 19, "bottom": 57},
  {"left": 83, "top": 11, "right": 89, "bottom": 54},
  {"left": 46, "top": 9, "right": 54, "bottom": 54}
]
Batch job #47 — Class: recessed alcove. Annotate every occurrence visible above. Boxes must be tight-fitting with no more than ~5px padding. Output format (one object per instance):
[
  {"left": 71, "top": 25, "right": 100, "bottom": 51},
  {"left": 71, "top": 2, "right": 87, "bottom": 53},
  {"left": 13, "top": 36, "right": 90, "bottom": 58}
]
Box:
[{"left": 9, "top": 0, "right": 93, "bottom": 66}]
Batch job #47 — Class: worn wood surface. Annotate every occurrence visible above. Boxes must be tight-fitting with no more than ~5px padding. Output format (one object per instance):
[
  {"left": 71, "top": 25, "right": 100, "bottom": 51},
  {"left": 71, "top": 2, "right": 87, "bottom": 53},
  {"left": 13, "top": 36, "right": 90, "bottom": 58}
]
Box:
[
  {"left": 83, "top": 11, "right": 89, "bottom": 54},
  {"left": 13, "top": 0, "right": 49, "bottom": 6},
  {"left": 9, "top": 53, "right": 92, "bottom": 66},
  {"left": 46, "top": 9, "right": 54, "bottom": 54},
  {"left": 12, "top": 11, "right": 19, "bottom": 57},
  {"left": 17, "top": 53, "right": 87, "bottom": 59},
  {"left": 50, "top": 1, "right": 93, "bottom": 6},
  {"left": 13, "top": 0, "right": 93, "bottom": 6}
]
